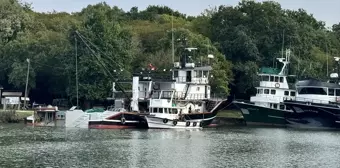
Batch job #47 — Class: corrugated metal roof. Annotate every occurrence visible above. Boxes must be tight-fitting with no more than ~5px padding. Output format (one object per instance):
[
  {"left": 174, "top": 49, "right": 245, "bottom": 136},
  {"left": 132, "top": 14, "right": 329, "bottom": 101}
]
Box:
[{"left": 2, "top": 92, "right": 22, "bottom": 97}]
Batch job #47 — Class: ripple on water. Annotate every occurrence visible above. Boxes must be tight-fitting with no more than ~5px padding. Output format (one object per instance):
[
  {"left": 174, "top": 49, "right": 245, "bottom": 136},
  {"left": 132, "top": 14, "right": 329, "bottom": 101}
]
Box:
[{"left": 1, "top": 124, "right": 340, "bottom": 168}]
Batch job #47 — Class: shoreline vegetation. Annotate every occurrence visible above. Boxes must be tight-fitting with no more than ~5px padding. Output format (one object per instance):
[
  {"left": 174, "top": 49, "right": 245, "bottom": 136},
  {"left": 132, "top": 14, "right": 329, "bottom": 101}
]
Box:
[
  {"left": 0, "top": 0, "right": 339, "bottom": 109},
  {"left": 0, "top": 110, "right": 33, "bottom": 123}
]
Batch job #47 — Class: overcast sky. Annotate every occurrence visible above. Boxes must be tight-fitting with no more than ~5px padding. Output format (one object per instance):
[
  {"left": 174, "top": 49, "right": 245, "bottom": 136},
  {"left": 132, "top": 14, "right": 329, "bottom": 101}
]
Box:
[{"left": 22, "top": 0, "right": 339, "bottom": 27}]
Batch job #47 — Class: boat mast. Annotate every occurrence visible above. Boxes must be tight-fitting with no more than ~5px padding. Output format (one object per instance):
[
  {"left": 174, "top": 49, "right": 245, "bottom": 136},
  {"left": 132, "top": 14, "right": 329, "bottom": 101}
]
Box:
[
  {"left": 326, "top": 41, "right": 329, "bottom": 77},
  {"left": 171, "top": 12, "right": 175, "bottom": 78},
  {"left": 75, "top": 36, "right": 79, "bottom": 108},
  {"left": 282, "top": 30, "right": 285, "bottom": 59}
]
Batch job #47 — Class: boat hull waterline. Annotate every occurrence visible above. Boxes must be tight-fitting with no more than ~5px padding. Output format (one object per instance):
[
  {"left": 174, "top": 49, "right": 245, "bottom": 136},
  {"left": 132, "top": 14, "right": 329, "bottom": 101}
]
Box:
[
  {"left": 233, "top": 101, "right": 289, "bottom": 127},
  {"left": 284, "top": 100, "right": 340, "bottom": 129},
  {"left": 145, "top": 100, "right": 227, "bottom": 129},
  {"left": 88, "top": 112, "right": 148, "bottom": 129},
  {"left": 145, "top": 116, "right": 215, "bottom": 129}
]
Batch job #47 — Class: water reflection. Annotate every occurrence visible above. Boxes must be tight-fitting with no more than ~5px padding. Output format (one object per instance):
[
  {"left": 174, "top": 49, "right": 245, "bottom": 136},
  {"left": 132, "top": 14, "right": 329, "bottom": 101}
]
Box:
[{"left": 1, "top": 124, "right": 340, "bottom": 168}]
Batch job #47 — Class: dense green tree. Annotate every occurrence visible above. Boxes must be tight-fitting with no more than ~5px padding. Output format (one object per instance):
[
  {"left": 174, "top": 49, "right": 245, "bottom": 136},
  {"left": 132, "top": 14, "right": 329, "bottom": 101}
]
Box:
[{"left": 0, "top": 0, "right": 339, "bottom": 106}]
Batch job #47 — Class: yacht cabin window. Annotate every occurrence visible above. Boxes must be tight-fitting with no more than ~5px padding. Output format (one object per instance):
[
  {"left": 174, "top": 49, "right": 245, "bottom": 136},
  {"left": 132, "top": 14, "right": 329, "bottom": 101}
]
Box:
[
  {"left": 280, "top": 77, "right": 284, "bottom": 83},
  {"left": 336, "top": 89, "right": 340, "bottom": 96},
  {"left": 174, "top": 71, "right": 179, "bottom": 78},
  {"left": 271, "top": 90, "right": 276, "bottom": 95},
  {"left": 279, "top": 105, "right": 285, "bottom": 110},
  {"left": 290, "top": 91, "right": 296, "bottom": 96},
  {"left": 273, "top": 104, "right": 278, "bottom": 109},
  {"left": 274, "top": 76, "right": 279, "bottom": 82},
  {"left": 159, "top": 108, "right": 163, "bottom": 113},
  {"left": 258, "top": 89, "right": 263, "bottom": 94},
  {"left": 270, "top": 76, "right": 274, "bottom": 82},
  {"left": 153, "top": 108, "right": 158, "bottom": 113},
  {"left": 172, "top": 108, "right": 178, "bottom": 114},
  {"left": 284, "top": 91, "right": 289, "bottom": 96},
  {"left": 196, "top": 71, "right": 202, "bottom": 77},
  {"left": 164, "top": 108, "right": 168, "bottom": 114},
  {"left": 329, "top": 89, "right": 335, "bottom": 96},
  {"left": 203, "top": 71, "right": 208, "bottom": 78},
  {"left": 264, "top": 89, "right": 269, "bottom": 94},
  {"left": 262, "top": 76, "right": 269, "bottom": 81},
  {"left": 298, "top": 87, "right": 327, "bottom": 95}
]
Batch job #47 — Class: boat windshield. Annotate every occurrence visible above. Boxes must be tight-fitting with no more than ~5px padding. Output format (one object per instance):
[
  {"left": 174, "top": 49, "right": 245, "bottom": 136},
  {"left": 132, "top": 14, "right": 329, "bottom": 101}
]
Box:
[
  {"left": 298, "top": 87, "right": 327, "bottom": 95},
  {"left": 151, "top": 107, "right": 180, "bottom": 114}
]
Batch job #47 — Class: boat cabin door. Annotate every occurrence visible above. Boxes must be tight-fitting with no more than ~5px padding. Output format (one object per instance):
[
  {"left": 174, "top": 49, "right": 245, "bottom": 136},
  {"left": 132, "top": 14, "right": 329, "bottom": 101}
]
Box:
[{"left": 186, "top": 71, "right": 192, "bottom": 82}]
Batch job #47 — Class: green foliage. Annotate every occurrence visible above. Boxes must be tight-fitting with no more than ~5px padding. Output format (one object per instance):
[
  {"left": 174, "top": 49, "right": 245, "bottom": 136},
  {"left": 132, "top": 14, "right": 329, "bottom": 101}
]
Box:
[
  {"left": 209, "top": 0, "right": 340, "bottom": 95},
  {"left": 1, "top": 0, "right": 339, "bottom": 105},
  {"left": 0, "top": 0, "right": 30, "bottom": 44},
  {"left": 8, "top": 61, "right": 35, "bottom": 89}
]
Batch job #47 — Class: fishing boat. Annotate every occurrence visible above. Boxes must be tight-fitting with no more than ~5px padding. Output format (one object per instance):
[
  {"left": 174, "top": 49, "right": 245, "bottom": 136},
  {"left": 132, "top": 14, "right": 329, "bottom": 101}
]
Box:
[
  {"left": 143, "top": 46, "right": 226, "bottom": 129},
  {"left": 233, "top": 49, "right": 296, "bottom": 126},
  {"left": 65, "top": 32, "right": 225, "bottom": 129}
]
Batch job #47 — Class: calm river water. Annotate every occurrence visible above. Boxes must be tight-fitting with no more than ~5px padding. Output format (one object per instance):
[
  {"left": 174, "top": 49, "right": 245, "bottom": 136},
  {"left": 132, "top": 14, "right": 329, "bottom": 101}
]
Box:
[{"left": 0, "top": 124, "right": 340, "bottom": 168}]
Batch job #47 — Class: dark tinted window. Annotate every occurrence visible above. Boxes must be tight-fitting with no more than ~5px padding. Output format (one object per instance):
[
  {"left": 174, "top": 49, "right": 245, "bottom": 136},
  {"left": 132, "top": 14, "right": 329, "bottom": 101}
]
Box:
[
  {"left": 259, "top": 89, "right": 263, "bottom": 94},
  {"left": 280, "top": 77, "right": 284, "bottom": 83},
  {"left": 271, "top": 90, "right": 276, "bottom": 95},
  {"left": 174, "top": 71, "right": 178, "bottom": 77},
  {"left": 329, "top": 89, "right": 335, "bottom": 96},
  {"left": 274, "top": 76, "right": 279, "bottom": 82},
  {"left": 270, "top": 76, "right": 274, "bottom": 82},
  {"left": 264, "top": 89, "right": 269, "bottom": 94},
  {"left": 284, "top": 91, "right": 289, "bottom": 96},
  {"left": 298, "top": 87, "right": 327, "bottom": 95},
  {"left": 279, "top": 105, "right": 285, "bottom": 110},
  {"left": 290, "top": 91, "right": 296, "bottom": 96},
  {"left": 337, "top": 89, "right": 340, "bottom": 96},
  {"left": 263, "top": 76, "right": 269, "bottom": 81},
  {"left": 273, "top": 104, "right": 278, "bottom": 109}
]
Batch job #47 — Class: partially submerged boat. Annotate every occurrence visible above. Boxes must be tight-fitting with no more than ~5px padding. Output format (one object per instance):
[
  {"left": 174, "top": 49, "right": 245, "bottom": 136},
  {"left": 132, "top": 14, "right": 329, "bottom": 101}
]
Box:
[
  {"left": 25, "top": 105, "right": 59, "bottom": 127},
  {"left": 65, "top": 101, "right": 148, "bottom": 129}
]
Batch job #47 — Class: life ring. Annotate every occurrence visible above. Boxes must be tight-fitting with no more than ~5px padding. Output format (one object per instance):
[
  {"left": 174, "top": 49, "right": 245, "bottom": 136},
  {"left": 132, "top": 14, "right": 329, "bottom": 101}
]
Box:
[
  {"left": 199, "top": 122, "right": 203, "bottom": 127},
  {"left": 163, "top": 119, "right": 168, "bottom": 123},
  {"left": 186, "top": 121, "right": 190, "bottom": 127},
  {"left": 173, "top": 120, "right": 178, "bottom": 126},
  {"left": 337, "top": 97, "right": 340, "bottom": 102},
  {"left": 121, "top": 117, "right": 126, "bottom": 125},
  {"left": 275, "top": 83, "right": 280, "bottom": 88},
  {"left": 193, "top": 122, "right": 197, "bottom": 127}
]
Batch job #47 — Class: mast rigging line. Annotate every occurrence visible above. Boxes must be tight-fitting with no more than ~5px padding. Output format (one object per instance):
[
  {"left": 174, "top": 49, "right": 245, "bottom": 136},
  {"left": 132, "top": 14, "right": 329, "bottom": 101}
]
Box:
[
  {"left": 74, "top": 31, "right": 130, "bottom": 102},
  {"left": 75, "top": 32, "right": 125, "bottom": 70}
]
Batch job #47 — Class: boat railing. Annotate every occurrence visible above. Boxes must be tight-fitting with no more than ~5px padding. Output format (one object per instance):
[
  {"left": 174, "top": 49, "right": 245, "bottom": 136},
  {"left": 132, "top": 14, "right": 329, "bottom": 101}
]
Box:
[
  {"left": 175, "top": 76, "right": 209, "bottom": 84},
  {"left": 287, "top": 97, "right": 330, "bottom": 104},
  {"left": 233, "top": 99, "right": 254, "bottom": 104},
  {"left": 254, "top": 94, "right": 294, "bottom": 101},
  {"left": 145, "top": 90, "right": 225, "bottom": 100}
]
